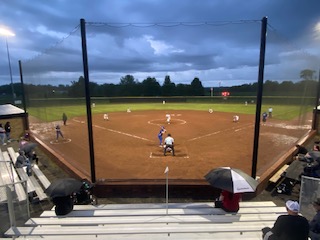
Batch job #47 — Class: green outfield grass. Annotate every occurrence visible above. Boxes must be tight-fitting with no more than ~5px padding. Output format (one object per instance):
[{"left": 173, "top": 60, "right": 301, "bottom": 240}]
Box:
[{"left": 27, "top": 102, "right": 313, "bottom": 122}]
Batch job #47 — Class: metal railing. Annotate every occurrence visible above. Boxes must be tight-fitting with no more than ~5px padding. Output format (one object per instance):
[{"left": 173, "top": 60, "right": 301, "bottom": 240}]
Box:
[{"left": 0, "top": 180, "right": 29, "bottom": 237}]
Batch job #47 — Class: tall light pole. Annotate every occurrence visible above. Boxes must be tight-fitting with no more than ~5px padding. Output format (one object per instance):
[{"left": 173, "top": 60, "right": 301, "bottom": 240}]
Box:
[{"left": 0, "top": 27, "right": 15, "bottom": 103}]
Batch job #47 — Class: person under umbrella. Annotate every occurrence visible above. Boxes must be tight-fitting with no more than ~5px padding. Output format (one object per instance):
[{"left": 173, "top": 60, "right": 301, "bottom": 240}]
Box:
[
  {"left": 52, "top": 195, "right": 74, "bottom": 216},
  {"left": 204, "top": 167, "right": 258, "bottom": 212},
  {"left": 204, "top": 167, "right": 258, "bottom": 193},
  {"left": 45, "top": 178, "right": 83, "bottom": 216},
  {"left": 214, "top": 190, "right": 241, "bottom": 212}
]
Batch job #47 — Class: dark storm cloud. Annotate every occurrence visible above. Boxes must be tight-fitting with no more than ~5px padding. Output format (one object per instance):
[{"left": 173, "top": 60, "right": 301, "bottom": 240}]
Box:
[{"left": 0, "top": 0, "right": 320, "bottom": 87}]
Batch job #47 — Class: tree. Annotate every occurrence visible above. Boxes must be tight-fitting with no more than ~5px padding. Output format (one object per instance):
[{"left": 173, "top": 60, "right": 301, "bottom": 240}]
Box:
[
  {"left": 300, "top": 69, "right": 316, "bottom": 80},
  {"left": 263, "top": 80, "right": 280, "bottom": 95},
  {"left": 119, "top": 75, "right": 140, "bottom": 96},
  {"left": 190, "top": 77, "right": 204, "bottom": 96},
  {"left": 69, "top": 76, "right": 85, "bottom": 97},
  {"left": 119, "top": 75, "right": 136, "bottom": 85},
  {"left": 141, "top": 77, "right": 161, "bottom": 96},
  {"left": 175, "top": 83, "right": 191, "bottom": 96},
  {"left": 161, "top": 75, "right": 176, "bottom": 96}
]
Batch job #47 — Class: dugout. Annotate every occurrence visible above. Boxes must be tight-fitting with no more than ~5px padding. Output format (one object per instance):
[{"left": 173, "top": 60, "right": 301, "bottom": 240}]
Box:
[{"left": 0, "top": 104, "right": 28, "bottom": 141}]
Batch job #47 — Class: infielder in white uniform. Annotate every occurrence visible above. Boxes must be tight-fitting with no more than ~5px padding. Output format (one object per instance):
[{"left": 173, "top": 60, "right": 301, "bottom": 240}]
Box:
[{"left": 166, "top": 114, "right": 171, "bottom": 124}]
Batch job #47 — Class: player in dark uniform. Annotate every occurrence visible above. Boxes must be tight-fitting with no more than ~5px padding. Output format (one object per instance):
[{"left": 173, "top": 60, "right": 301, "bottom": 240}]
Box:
[
  {"left": 157, "top": 126, "right": 166, "bottom": 147},
  {"left": 55, "top": 124, "right": 64, "bottom": 141},
  {"left": 262, "top": 112, "right": 268, "bottom": 124}
]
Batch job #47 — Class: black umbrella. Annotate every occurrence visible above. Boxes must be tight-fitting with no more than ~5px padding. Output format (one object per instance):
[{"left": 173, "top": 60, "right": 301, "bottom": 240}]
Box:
[
  {"left": 204, "top": 167, "right": 258, "bottom": 193},
  {"left": 45, "top": 178, "right": 83, "bottom": 198}
]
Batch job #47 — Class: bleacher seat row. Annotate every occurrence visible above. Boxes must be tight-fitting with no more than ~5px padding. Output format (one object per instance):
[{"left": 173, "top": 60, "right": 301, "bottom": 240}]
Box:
[
  {"left": 5, "top": 201, "right": 287, "bottom": 239},
  {"left": 0, "top": 147, "right": 50, "bottom": 202},
  {"left": 1, "top": 146, "right": 289, "bottom": 240}
]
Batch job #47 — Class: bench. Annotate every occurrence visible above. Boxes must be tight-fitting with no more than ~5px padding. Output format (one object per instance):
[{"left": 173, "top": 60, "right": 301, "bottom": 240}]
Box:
[
  {"left": 15, "top": 168, "right": 36, "bottom": 193},
  {"left": 6, "top": 201, "right": 286, "bottom": 239},
  {"left": 0, "top": 152, "right": 8, "bottom": 202},
  {"left": 269, "top": 164, "right": 289, "bottom": 183},
  {"left": 59, "top": 200, "right": 277, "bottom": 210},
  {"left": 0, "top": 150, "right": 13, "bottom": 185},
  {"left": 1, "top": 151, "right": 27, "bottom": 202},
  {"left": 1, "top": 233, "right": 264, "bottom": 240},
  {"left": 5, "top": 221, "right": 275, "bottom": 236},
  {"left": 32, "top": 164, "right": 51, "bottom": 189},
  {"left": 15, "top": 167, "right": 47, "bottom": 201},
  {"left": 28, "top": 174, "right": 48, "bottom": 201},
  {"left": 7, "top": 147, "right": 18, "bottom": 165},
  {"left": 40, "top": 206, "right": 286, "bottom": 217},
  {"left": 7, "top": 147, "right": 48, "bottom": 201},
  {"left": 26, "top": 213, "right": 282, "bottom": 226}
]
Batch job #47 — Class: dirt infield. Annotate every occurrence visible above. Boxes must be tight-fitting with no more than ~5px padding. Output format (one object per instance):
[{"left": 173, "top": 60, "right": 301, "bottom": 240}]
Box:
[{"left": 29, "top": 110, "right": 310, "bottom": 187}]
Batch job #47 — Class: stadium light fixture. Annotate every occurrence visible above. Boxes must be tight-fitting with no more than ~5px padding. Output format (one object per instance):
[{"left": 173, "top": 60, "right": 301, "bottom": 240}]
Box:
[{"left": 0, "top": 27, "right": 16, "bottom": 103}]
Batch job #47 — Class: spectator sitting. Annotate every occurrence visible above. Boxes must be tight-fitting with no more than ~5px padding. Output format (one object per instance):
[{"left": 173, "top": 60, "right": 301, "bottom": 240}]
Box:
[
  {"left": 298, "top": 144, "right": 320, "bottom": 163},
  {"left": 15, "top": 150, "right": 27, "bottom": 168},
  {"left": 262, "top": 200, "right": 309, "bottom": 240},
  {"left": 15, "top": 150, "right": 31, "bottom": 176},
  {"left": 214, "top": 190, "right": 241, "bottom": 212},
  {"left": 302, "top": 161, "right": 320, "bottom": 178},
  {"left": 306, "top": 145, "right": 320, "bottom": 161},
  {"left": 295, "top": 144, "right": 308, "bottom": 155}
]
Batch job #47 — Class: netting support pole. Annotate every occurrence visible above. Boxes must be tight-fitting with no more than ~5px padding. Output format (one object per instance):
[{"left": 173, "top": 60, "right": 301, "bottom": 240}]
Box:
[
  {"left": 312, "top": 68, "right": 320, "bottom": 130},
  {"left": 80, "top": 18, "right": 96, "bottom": 183},
  {"left": 19, "top": 60, "right": 29, "bottom": 131},
  {"left": 251, "top": 16, "right": 268, "bottom": 179}
]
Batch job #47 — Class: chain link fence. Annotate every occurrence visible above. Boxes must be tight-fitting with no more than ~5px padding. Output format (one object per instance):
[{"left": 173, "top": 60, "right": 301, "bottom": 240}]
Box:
[{"left": 300, "top": 175, "right": 320, "bottom": 221}]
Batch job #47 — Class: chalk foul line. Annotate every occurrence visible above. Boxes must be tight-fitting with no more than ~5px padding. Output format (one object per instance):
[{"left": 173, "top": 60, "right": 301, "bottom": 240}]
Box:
[
  {"left": 94, "top": 125, "right": 152, "bottom": 142},
  {"left": 188, "top": 123, "right": 253, "bottom": 142}
]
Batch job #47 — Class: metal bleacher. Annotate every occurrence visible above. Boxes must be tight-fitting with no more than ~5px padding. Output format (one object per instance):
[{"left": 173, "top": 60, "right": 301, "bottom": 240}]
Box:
[
  {"left": 0, "top": 146, "right": 50, "bottom": 204},
  {"left": 6, "top": 146, "right": 49, "bottom": 201},
  {"left": 4, "top": 201, "right": 287, "bottom": 239},
  {"left": 0, "top": 148, "right": 27, "bottom": 202}
]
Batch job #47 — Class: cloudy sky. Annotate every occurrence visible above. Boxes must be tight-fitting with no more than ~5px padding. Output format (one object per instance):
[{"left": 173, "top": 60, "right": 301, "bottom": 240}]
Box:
[{"left": 1, "top": 0, "right": 320, "bottom": 88}]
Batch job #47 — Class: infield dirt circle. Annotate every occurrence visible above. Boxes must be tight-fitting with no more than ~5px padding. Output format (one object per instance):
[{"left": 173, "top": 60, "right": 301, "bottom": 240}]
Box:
[{"left": 30, "top": 110, "right": 309, "bottom": 183}]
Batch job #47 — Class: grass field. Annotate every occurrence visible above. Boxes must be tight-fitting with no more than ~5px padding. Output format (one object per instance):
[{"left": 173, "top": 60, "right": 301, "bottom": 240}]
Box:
[{"left": 28, "top": 102, "right": 313, "bottom": 122}]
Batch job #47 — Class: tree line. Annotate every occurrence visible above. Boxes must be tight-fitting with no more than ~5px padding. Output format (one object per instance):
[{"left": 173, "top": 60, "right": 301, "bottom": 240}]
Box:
[{"left": 0, "top": 69, "right": 318, "bottom": 100}]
